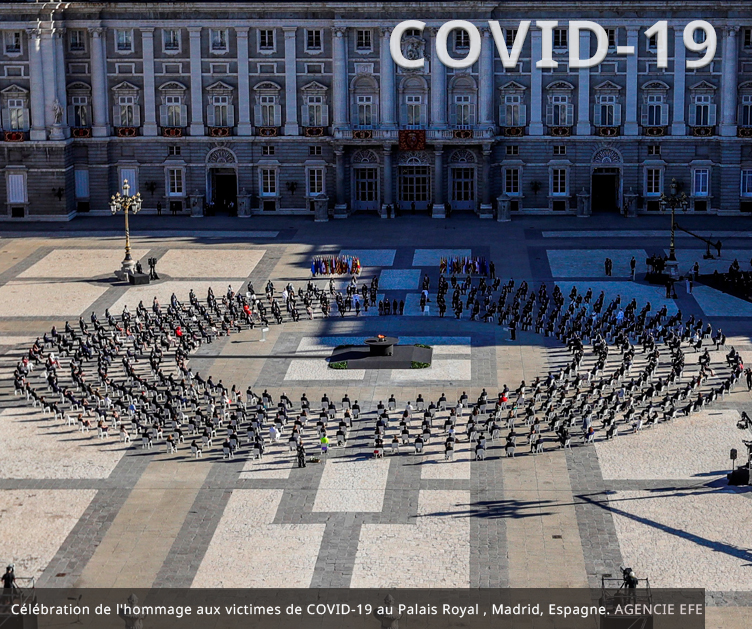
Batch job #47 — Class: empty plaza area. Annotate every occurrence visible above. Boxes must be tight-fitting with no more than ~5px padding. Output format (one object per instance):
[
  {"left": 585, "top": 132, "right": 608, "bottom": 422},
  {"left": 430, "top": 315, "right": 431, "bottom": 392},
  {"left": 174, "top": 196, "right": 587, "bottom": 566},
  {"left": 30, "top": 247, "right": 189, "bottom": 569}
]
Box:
[{"left": 0, "top": 214, "right": 751, "bottom": 628}]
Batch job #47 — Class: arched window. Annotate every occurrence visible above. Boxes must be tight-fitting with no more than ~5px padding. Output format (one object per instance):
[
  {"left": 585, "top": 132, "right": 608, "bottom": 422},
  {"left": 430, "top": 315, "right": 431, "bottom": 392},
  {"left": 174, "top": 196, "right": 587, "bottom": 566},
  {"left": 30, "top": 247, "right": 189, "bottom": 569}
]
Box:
[
  {"left": 113, "top": 81, "right": 141, "bottom": 128},
  {"left": 351, "top": 75, "right": 379, "bottom": 128},
  {"left": 253, "top": 81, "right": 282, "bottom": 128},
  {"left": 399, "top": 76, "right": 428, "bottom": 128}
]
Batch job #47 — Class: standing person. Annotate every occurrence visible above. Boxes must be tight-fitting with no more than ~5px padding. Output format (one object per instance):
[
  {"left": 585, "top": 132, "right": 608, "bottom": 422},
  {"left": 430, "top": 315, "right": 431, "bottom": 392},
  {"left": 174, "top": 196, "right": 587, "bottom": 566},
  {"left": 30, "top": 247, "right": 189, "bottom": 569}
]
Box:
[
  {"left": 604, "top": 258, "right": 612, "bottom": 277},
  {"left": 630, "top": 256, "right": 636, "bottom": 281},
  {"left": 2, "top": 565, "right": 15, "bottom": 599},
  {"left": 156, "top": 201, "right": 162, "bottom": 216},
  {"left": 296, "top": 443, "right": 306, "bottom": 468}
]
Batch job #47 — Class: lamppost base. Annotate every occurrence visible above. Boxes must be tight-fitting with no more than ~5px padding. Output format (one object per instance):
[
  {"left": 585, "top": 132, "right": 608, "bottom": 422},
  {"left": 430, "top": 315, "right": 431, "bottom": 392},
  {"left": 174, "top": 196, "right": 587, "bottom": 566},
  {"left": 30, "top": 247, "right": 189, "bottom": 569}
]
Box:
[
  {"left": 115, "top": 257, "right": 137, "bottom": 281},
  {"left": 665, "top": 259, "right": 680, "bottom": 279}
]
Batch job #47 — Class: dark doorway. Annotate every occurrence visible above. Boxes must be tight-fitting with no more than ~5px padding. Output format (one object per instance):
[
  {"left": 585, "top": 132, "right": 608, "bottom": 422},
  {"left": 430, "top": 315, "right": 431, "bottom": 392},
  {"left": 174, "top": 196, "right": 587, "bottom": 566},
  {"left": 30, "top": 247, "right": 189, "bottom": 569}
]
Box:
[
  {"left": 591, "top": 168, "right": 620, "bottom": 213},
  {"left": 210, "top": 168, "right": 237, "bottom": 216}
]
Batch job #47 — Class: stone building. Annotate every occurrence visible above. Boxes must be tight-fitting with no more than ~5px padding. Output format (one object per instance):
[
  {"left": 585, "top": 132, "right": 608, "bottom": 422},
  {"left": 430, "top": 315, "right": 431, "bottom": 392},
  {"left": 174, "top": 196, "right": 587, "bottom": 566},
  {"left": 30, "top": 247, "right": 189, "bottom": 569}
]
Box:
[{"left": 0, "top": 1, "right": 750, "bottom": 220}]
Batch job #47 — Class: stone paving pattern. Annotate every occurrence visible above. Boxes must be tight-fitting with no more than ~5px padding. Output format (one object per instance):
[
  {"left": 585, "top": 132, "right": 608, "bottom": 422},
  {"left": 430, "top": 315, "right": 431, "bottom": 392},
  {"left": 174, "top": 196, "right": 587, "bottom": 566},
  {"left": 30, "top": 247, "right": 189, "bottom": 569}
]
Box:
[{"left": 0, "top": 216, "right": 751, "bottom": 627}]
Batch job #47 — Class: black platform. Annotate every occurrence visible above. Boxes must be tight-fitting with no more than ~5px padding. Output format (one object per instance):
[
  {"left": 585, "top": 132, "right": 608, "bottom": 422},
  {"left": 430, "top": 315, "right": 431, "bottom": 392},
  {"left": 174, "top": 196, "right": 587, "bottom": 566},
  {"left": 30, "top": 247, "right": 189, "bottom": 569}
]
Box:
[
  {"left": 128, "top": 272, "right": 150, "bottom": 285},
  {"left": 329, "top": 344, "right": 433, "bottom": 370}
]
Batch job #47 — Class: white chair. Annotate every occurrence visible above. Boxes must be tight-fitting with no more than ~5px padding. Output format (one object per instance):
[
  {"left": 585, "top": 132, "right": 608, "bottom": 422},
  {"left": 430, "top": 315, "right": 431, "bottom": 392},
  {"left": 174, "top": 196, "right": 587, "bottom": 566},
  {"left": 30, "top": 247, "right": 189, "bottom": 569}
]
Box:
[
  {"left": 414, "top": 441, "right": 424, "bottom": 454},
  {"left": 191, "top": 444, "right": 202, "bottom": 458},
  {"left": 222, "top": 446, "right": 233, "bottom": 459},
  {"left": 445, "top": 449, "right": 454, "bottom": 461},
  {"left": 506, "top": 445, "right": 516, "bottom": 458},
  {"left": 391, "top": 442, "right": 399, "bottom": 455},
  {"left": 476, "top": 448, "right": 486, "bottom": 461}
]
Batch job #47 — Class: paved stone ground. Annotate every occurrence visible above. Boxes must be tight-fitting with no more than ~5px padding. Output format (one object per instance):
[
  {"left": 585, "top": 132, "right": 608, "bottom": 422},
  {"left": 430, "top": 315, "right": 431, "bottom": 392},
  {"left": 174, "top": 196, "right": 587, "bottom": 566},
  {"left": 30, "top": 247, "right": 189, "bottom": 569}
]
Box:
[{"left": 1, "top": 214, "right": 751, "bottom": 625}]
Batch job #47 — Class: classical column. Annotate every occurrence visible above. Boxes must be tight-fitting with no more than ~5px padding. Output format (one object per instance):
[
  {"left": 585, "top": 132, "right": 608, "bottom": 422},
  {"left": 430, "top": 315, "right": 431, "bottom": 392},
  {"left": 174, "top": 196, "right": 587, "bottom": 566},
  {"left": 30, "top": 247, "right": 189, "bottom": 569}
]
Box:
[
  {"left": 671, "top": 26, "right": 686, "bottom": 136},
  {"left": 40, "top": 28, "right": 57, "bottom": 129},
  {"left": 334, "top": 148, "right": 347, "bottom": 211},
  {"left": 576, "top": 30, "right": 591, "bottom": 135},
  {"left": 720, "top": 27, "right": 739, "bottom": 137},
  {"left": 27, "top": 29, "right": 47, "bottom": 140},
  {"left": 380, "top": 27, "right": 396, "bottom": 128},
  {"left": 140, "top": 28, "right": 157, "bottom": 136},
  {"left": 624, "top": 27, "right": 639, "bottom": 135},
  {"left": 236, "top": 27, "right": 252, "bottom": 136},
  {"left": 331, "top": 26, "right": 348, "bottom": 131},
  {"left": 429, "top": 28, "right": 447, "bottom": 128},
  {"left": 433, "top": 145, "right": 445, "bottom": 218},
  {"left": 282, "top": 27, "right": 299, "bottom": 135},
  {"left": 529, "top": 28, "right": 544, "bottom": 136},
  {"left": 479, "top": 27, "right": 494, "bottom": 127},
  {"left": 383, "top": 145, "right": 393, "bottom": 214},
  {"left": 188, "top": 27, "right": 204, "bottom": 135},
  {"left": 89, "top": 28, "right": 108, "bottom": 137},
  {"left": 54, "top": 28, "right": 68, "bottom": 136},
  {"left": 481, "top": 146, "right": 492, "bottom": 208}
]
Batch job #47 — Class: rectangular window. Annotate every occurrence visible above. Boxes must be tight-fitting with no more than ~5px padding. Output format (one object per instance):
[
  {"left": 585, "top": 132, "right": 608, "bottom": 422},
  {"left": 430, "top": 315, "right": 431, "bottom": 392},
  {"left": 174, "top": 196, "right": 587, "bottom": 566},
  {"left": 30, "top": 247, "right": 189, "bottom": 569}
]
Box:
[
  {"left": 606, "top": 28, "right": 616, "bottom": 49},
  {"left": 69, "top": 30, "right": 86, "bottom": 52},
  {"left": 505, "top": 145, "right": 519, "bottom": 156},
  {"left": 118, "top": 96, "right": 135, "bottom": 126},
  {"left": 553, "top": 28, "right": 567, "bottom": 49},
  {"left": 504, "top": 94, "right": 523, "bottom": 126},
  {"left": 693, "top": 169, "right": 709, "bottom": 196},
  {"left": 356, "top": 95, "right": 373, "bottom": 127},
  {"left": 211, "top": 95, "right": 229, "bottom": 126},
  {"left": 646, "top": 95, "right": 664, "bottom": 126},
  {"left": 309, "top": 146, "right": 322, "bottom": 156},
  {"left": 306, "top": 29, "right": 322, "bottom": 52},
  {"left": 7, "top": 98, "right": 26, "bottom": 130},
  {"left": 406, "top": 95, "right": 422, "bottom": 126},
  {"left": 168, "top": 145, "right": 181, "bottom": 156},
  {"left": 163, "top": 29, "right": 180, "bottom": 52},
  {"left": 7, "top": 173, "right": 25, "bottom": 203},
  {"left": 259, "top": 29, "right": 275, "bottom": 51},
  {"left": 506, "top": 28, "right": 518, "bottom": 44},
  {"left": 210, "top": 29, "right": 228, "bottom": 52},
  {"left": 72, "top": 96, "right": 89, "bottom": 127},
  {"left": 261, "top": 169, "right": 277, "bottom": 195},
  {"left": 646, "top": 168, "right": 662, "bottom": 195},
  {"left": 693, "top": 95, "right": 711, "bottom": 126},
  {"left": 4, "top": 31, "right": 21, "bottom": 55},
  {"left": 356, "top": 29, "right": 372, "bottom": 51},
  {"left": 259, "top": 95, "right": 276, "bottom": 126},
  {"left": 305, "top": 95, "right": 323, "bottom": 126},
  {"left": 551, "top": 95, "right": 570, "bottom": 126},
  {"left": 262, "top": 145, "right": 274, "bottom": 156},
  {"left": 745, "top": 28, "right": 752, "bottom": 48},
  {"left": 741, "top": 95, "right": 752, "bottom": 126},
  {"left": 167, "top": 168, "right": 184, "bottom": 196},
  {"left": 116, "top": 30, "right": 133, "bottom": 52},
  {"left": 258, "top": 63, "right": 276, "bottom": 74},
  {"left": 742, "top": 169, "right": 752, "bottom": 197},
  {"left": 307, "top": 168, "right": 324, "bottom": 195},
  {"left": 648, "top": 144, "right": 661, "bottom": 156},
  {"left": 455, "top": 29, "right": 470, "bottom": 49},
  {"left": 504, "top": 168, "right": 520, "bottom": 195},
  {"left": 165, "top": 95, "right": 182, "bottom": 127},
  {"left": 552, "top": 169, "right": 567, "bottom": 195},
  {"left": 598, "top": 95, "right": 616, "bottom": 126},
  {"left": 454, "top": 95, "right": 473, "bottom": 127},
  {"left": 553, "top": 145, "right": 566, "bottom": 156},
  {"left": 120, "top": 169, "right": 137, "bottom": 194},
  {"left": 306, "top": 63, "right": 323, "bottom": 74}
]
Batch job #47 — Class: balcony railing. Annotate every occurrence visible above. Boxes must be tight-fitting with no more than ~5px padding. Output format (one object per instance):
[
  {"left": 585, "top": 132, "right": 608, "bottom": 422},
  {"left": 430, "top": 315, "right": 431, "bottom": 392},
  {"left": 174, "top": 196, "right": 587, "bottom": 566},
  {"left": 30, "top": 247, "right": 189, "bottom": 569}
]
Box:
[
  {"left": 208, "top": 126, "right": 232, "bottom": 137},
  {"left": 690, "top": 125, "right": 715, "bottom": 137},
  {"left": 642, "top": 125, "right": 667, "bottom": 137},
  {"left": 547, "top": 126, "right": 572, "bottom": 137},
  {"left": 72, "top": 126, "right": 92, "bottom": 138},
  {"left": 738, "top": 126, "right": 752, "bottom": 138},
  {"left": 596, "top": 125, "right": 620, "bottom": 137}
]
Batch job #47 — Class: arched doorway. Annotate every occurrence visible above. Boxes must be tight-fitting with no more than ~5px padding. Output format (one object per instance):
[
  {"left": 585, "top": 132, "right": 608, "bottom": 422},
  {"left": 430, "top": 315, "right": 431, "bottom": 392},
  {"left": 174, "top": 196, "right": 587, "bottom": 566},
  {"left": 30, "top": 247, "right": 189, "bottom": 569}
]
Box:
[
  {"left": 590, "top": 147, "right": 622, "bottom": 213},
  {"left": 448, "top": 149, "right": 477, "bottom": 211},
  {"left": 351, "top": 149, "right": 380, "bottom": 211},
  {"left": 206, "top": 147, "right": 238, "bottom": 216},
  {"left": 398, "top": 152, "right": 431, "bottom": 211}
]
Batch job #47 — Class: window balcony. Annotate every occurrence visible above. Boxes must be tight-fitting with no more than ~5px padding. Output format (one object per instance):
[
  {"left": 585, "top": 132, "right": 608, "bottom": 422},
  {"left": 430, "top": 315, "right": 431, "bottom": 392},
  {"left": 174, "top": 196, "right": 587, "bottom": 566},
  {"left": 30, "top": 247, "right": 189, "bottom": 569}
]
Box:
[
  {"left": 302, "top": 125, "right": 328, "bottom": 137},
  {"left": 690, "top": 125, "right": 715, "bottom": 137},
  {"left": 161, "top": 126, "right": 185, "bottom": 138},
  {"left": 2, "top": 130, "right": 25, "bottom": 142},
  {"left": 114, "top": 126, "right": 139, "bottom": 137},
  {"left": 501, "top": 126, "right": 525, "bottom": 137},
  {"left": 71, "top": 127, "right": 93, "bottom": 138},
  {"left": 596, "top": 125, "right": 620, "bottom": 137},
  {"left": 738, "top": 126, "right": 752, "bottom": 138},
  {"left": 256, "top": 126, "right": 279, "bottom": 137},
  {"left": 208, "top": 126, "right": 232, "bottom": 137},
  {"left": 547, "top": 126, "right": 572, "bottom": 137},
  {"left": 641, "top": 125, "right": 667, "bottom": 137}
]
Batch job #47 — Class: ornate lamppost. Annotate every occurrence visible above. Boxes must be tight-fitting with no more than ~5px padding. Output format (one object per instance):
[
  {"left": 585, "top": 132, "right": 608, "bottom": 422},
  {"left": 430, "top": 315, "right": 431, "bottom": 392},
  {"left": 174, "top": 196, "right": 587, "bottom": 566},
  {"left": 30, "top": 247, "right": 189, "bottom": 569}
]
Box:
[
  {"left": 110, "top": 179, "right": 142, "bottom": 279},
  {"left": 659, "top": 178, "right": 688, "bottom": 277}
]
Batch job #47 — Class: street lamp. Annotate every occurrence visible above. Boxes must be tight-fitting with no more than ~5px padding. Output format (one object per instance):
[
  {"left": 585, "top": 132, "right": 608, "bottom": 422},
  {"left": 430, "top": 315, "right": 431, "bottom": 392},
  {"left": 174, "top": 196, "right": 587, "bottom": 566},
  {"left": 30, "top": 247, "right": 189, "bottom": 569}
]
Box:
[
  {"left": 659, "top": 178, "right": 688, "bottom": 263},
  {"left": 110, "top": 179, "right": 142, "bottom": 279}
]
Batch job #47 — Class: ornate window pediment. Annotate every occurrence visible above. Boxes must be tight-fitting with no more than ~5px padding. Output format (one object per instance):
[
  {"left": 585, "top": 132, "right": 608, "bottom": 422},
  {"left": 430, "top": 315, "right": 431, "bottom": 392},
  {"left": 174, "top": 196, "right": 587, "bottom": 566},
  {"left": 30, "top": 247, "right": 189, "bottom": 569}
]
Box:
[
  {"left": 254, "top": 81, "right": 282, "bottom": 92},
  {"left": 352, "top": 149, "right": 378, "bottom": 164},
  {"left": 689, "top": 80, "right": 717, "bottom": 94},
  {"left": 1, "top": 84, "right": 28, "bottom": 97},
  {"left": 642, "top": 80, "right": 669, "bottom": 92},
  {"left": 206, "top": 81, "right": 234, "bottom": 94},
  {"left": 594, "top": 80, "right": 622, "bottom": 93},
  {"left": 301, "top": 81, "right": 328, "bottom": 93},
  {"left": 499, "top": 81, "right": 527, "bottom": 94},
  {"left": 449, "top": 149, "right": 476, "bottom": 164},
  {"left": 592, "top": 147, "right": 622, "bottom": 164},
  {"left": 546, "top": 81, "right": 574, "bottom": 92}
]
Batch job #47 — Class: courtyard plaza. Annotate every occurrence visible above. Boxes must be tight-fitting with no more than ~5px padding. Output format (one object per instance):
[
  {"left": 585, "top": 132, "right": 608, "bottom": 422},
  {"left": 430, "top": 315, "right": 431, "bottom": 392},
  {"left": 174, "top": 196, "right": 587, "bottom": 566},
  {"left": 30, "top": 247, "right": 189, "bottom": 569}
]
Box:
[{"left": 0, "top": 213, "right": 751, "bottom": 627}]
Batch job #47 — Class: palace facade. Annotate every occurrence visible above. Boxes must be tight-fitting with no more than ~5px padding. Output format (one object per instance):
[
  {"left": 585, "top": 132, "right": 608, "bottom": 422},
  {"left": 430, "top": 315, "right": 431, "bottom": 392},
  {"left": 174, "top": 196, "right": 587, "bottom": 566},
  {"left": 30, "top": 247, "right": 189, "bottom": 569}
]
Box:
[{"left": 0, "top": 1, "right": 751, "bottom": 220}]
